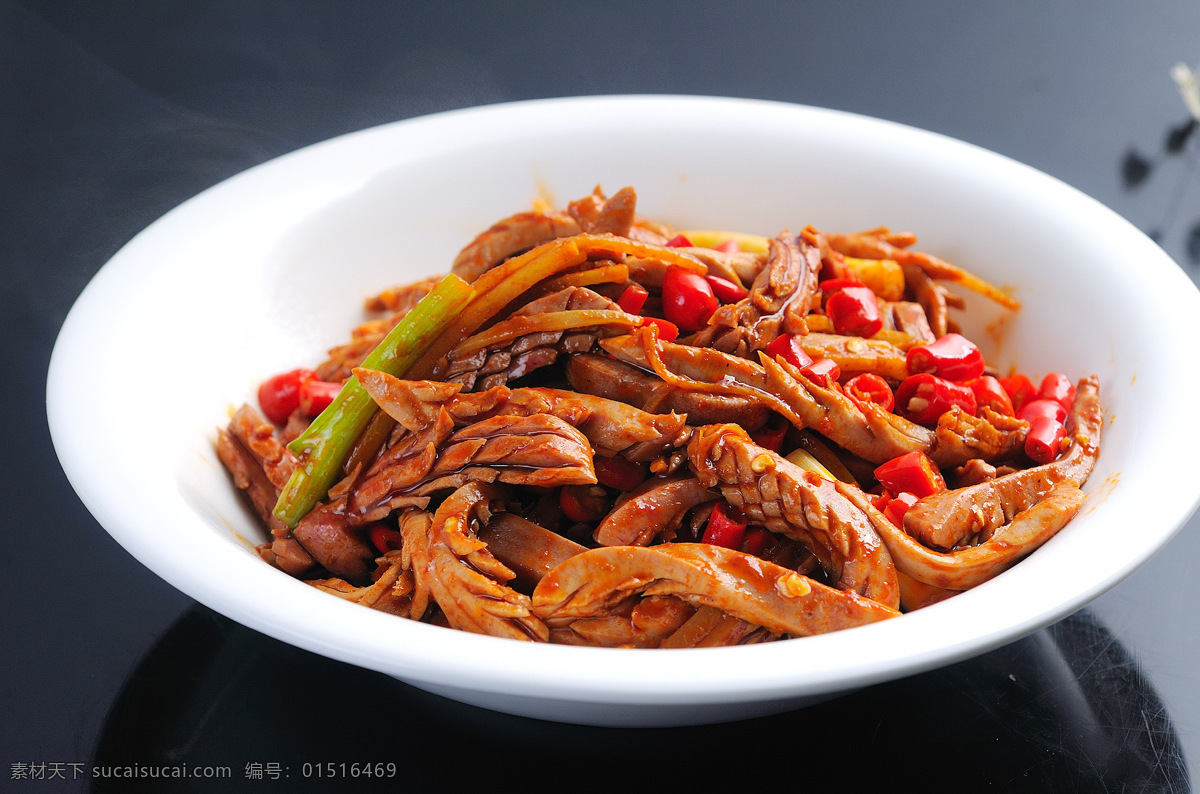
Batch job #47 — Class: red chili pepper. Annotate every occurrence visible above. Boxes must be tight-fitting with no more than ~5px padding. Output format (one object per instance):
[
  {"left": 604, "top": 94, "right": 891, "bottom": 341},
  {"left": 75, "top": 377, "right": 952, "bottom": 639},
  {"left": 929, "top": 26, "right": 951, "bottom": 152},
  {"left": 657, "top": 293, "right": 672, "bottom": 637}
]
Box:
[
  {"left": 906, "top": 333, "right": 985, "bottom": 382},
  {"left": 711, "top": 238, "right": 741, "bottom": 254},
  {"left": 665, "top": 233, "right": 694, "bottom": 248},
  {"left": 998, "top": 373, "right": 1038, "bottom": 413},
  {"left": 874, "top": 451, "right": 946, "bottom": 498},
  {"left": 750, "top": 414, "right": 789, "bottom": 452},
  {"left": 741, "top": 527, "right": 775, "bottom": 557},
  {"left": 298, "top": 378, "right": 342, "bottom": 417},
  {"left": 639, "top": 316, "right": 679, "bottom": 342},
  {"left": 845, "top": 373, "right": 895, "bottom": 412},
  {"left": 257, "top": 368, "right": 317, "bottom": 425},
  {"left": 1025, "top": 415, "right": 1067, "bottom": 464},
  {"left": 367, "top": 524, "right": 404, "bottom": 555},
  {"left": 883, "top": 492, "right": 920, "bottom": 527},
  {"left": 762, "top": 333, "right": 814, "bottom": 370},
  {"left": 895, "top": 372, "right": 977, "bottom": 425},
  {"left": 617, "top": 283, "right": 649, "bottom": 315},
  {"left": 593, "top": 456, "right": 648, "bottom": 491},
  {"left": 706, "top": 275, "right": 749, "bottom": 303},
  {"left": 1037, "top": 372, "right": 1076, "bottom": 411},
  {"left": 559, "top": 485, "right": 611, "bottom": 524},
  {"left": 819, "top": 277, "right": 866, "bottom": 293},
  {"left": 1018, "top": 398, "right": 1067, "bottom": 426},
  {"left": 661, "top": 266, "right": 719, "bottom": 332},
  {"left": 702, "top": 502, "right": 748, "bottom": 550},
  {"left": 968, "top": 375, "right": 1015, "bottom": 416},
  {"left": 825, "top": 285, "right": 883, "bottom": 337},
  {"left": 801, "top": 357, "right": 841, "bottom": 386}
]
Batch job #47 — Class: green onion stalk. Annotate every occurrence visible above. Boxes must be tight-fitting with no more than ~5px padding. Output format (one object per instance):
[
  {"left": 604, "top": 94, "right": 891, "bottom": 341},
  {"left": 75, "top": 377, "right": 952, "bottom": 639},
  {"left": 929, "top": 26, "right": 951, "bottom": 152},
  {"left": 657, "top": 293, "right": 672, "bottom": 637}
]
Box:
[{"left": 273, "top": 274, "right": 476, "bottom": 527}]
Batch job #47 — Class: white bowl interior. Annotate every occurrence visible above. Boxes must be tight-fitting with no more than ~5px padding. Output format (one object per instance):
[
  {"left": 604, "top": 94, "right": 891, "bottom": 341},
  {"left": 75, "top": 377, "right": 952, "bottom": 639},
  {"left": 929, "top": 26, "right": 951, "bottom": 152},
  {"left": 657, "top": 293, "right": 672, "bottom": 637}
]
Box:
[{"left": 47, "top": 96, "right": 1200, "bottom": 725}]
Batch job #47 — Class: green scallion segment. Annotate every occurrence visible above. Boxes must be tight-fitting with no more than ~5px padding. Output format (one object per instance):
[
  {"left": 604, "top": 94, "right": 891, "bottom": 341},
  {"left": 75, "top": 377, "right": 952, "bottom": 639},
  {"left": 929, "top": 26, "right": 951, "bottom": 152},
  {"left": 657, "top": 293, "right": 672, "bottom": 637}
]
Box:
[{"left": 273, "top": 273, "right": 475, "bottom": 527}]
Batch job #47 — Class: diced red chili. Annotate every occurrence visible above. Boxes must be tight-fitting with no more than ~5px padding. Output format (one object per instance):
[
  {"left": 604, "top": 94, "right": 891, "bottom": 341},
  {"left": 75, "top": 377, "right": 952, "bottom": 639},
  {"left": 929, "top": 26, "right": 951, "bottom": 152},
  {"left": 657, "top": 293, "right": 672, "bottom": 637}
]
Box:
[
  {"left": 762, "top": 333, "right": 814, "bottom": 370},
  {"left": 593, "top": 455, "right": 648, "bottom": 491},
  {"left": 895, "top": 372, "right": 977, "bottom": 425},
  {"left": 257, "top": 368, "right": 317, "bottom": 425},
  {"left": 819, "top": 277, "right": 866, "bottom": 293},
  {"left": 367, "top": 524, "right": 404, "bottom": 555},
  {"left": 801, "top": 357, "right": 841, "bottom": 386},
  {"left": 741, "top": 527, "right": 775, "bottom": 557},
  {"left": 298, "top": 378, "right": 342, "bottom": 417},
  {"left": 969, "top": 375, "right": 1015, "bottom": 416},
  {"left": 639, "top": 316, "right": 679, "bottom": 342},
  {"left": 1025, "top": 415, "right": 1067, "bottom": 464},
  {"left": 665, "top": 233, "right": 694, "bottom": 248},
  {"left": 825, "top": 285, "right": 883, "bottom": 337},
  {"left": 706, "top": 275, "right": 749, "bottom": 303},
  {"left": 559, "top": 485, "right": 611, "bottom": 524},
  {"left": 661, "top": 266, "right": 719, "bottom": 332},
  {"left": 845, "top": 373, "right": 895, "bottom": 412},
  {"left": 874, "top": 451, "right": 946, "bottom": 498},
  {"left": 906, "top": 333, "right": 985, "bottom": 382},
  {"left": 1037, "top": 372, "right": 1076, "bottom": 411},
  {"left": 998, "top": 373, "right": 1037, "bottom": 413},
  {"left": 702, "top": 502, "right": 748, "bottom": 550},
  {"left": 1019, "top": 398, "right": 1067, "bottom": 426},
  {"left": 883, "top": 492, "right": 920, "bottom": 527},
  {"left": 618, "top": 283, "right": 649, "bottom": 315},
  {"left": 750, "top": 414, "right": 789, "bottom": 452},
  {"left": 711, "top": 238, "right": 741, "bottom": 254}
]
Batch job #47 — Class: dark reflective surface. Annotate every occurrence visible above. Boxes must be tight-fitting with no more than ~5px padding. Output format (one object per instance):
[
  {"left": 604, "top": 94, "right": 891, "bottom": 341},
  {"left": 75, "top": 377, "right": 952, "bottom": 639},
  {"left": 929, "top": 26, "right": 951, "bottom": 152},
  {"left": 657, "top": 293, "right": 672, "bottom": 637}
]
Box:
[
  {"left": 91, "top": 607, "right": 1184, "bottom": 793},
  {"left": 7, "top": 2, "right": 1200, "bottom": 791}
]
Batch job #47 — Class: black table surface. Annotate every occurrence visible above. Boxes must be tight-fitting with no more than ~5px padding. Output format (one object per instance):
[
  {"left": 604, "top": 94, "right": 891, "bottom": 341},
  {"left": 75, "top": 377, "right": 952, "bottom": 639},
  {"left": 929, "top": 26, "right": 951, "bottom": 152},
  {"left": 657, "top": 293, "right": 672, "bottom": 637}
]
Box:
[{"left": 7, "top": 2, "right": 1200, "bottom": 791}]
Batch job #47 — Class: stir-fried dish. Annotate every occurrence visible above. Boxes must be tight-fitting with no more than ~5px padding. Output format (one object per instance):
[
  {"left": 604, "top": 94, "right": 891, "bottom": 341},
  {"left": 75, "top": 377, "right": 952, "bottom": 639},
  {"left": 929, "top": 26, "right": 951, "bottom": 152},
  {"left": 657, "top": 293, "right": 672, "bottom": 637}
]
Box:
[{"left": 217, "top": 185, "right": 1102, "bottom": 647}]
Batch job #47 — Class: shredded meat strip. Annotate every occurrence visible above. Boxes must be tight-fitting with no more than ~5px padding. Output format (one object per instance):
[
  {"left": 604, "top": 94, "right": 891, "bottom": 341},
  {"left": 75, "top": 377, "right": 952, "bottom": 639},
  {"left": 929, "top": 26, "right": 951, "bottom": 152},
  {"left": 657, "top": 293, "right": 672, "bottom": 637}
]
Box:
[
  {"left": 402, "top": 486, "right": 550, "bottom": 641},
  {"left": 531, "top": 543, "right": 899, "bottom": 639},
  {"left": 686, "top": 423, "right": 901, "bottom": 609},
  {"left": 593, "top": 476, "right": 718, "bottom": 546}
]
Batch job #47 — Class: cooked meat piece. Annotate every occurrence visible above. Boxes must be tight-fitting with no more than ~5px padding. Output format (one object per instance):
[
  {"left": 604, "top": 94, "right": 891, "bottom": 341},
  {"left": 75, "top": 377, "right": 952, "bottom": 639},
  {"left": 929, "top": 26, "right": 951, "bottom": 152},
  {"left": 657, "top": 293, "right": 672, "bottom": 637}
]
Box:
[
  {"left": 306, "top": 553, "right": 414, "bottom": 617},
  {"left": 226, "top": 404, "right": 296, "bottom": 489},
  {"left": 347, "top": 408, "right": 454, "bottom": 520},
  {"left": 257, "top": 537, "right": 316, "bottom": 577},
  {"left": 216, "top": 427, "right": 289, "bottom": 533},
  {"left": 902, "top": 264, "right": 950, "bottom": 338},
  {"left": 291, "top": 500, "right": 376, "bottom": 582},
  {"left": 844, "top": 479, "right": 1086, "bottom": 590},
  {"left": 593, "top": 476, "right": 718, "bottom": 546},
  {"left": 477, "top": 512, "right": 587, "bottom": 590},
  {"left": 696, "top": 230, "right": 821, "bottom": 356},
  {"left": 451, "top": 211, "right": 582, "bottom": 283},
  {"left": 363, "top": 276, "right": 440, "bottom": 315},
  {"left": 660, "top": 604, "right": 772, "bottom": 648},
  {"left": 686, "top": 423, "right": 901, "bottom": 608},
  {"left": 890, "top": 301, "right": 937, "bottom": 344},
  {"left": 442, "top": 286, "right": 637, "bottom": 391},
  {"left": 567, "top": 185, "right": 637, "bottom": 236},
  {"left": 405, "top": 484, "right": 549, "bottom": 641},
  {"left": 895, "top": 570, "right": 960, "bottom": 611},
  {"left": 675, "top": 246, "right": 763, "bottom": 288},
  {"left": 449, "top": 386, "right": 690, "bottom": 461},
  {"left": 532, "top": 543, "right": 899, "bottom": 638},
  {"left": 903, "top": 375, "right": 1102, "bottom": 549},
  {"left": 564, "top": 353, "right": 772, "bottom": 430},
  {"left": 551, "top": 595, "right": 697, "bottom": 648}
]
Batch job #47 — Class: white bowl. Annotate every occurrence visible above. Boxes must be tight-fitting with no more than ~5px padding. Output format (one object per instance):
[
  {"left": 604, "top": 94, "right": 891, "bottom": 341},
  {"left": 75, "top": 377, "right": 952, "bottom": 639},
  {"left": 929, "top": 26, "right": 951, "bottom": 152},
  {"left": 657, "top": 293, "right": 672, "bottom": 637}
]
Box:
[{"left": 47, "top": 95, "right": 1200, "bottom": 726}]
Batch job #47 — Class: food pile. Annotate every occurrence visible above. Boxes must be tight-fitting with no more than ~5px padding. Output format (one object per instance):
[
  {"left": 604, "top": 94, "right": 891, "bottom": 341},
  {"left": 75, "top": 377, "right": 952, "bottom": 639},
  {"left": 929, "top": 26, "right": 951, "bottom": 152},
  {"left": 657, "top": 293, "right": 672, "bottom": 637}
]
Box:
[{"left": 217, "top": 185, "right": 1101, "bottom": 647}]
